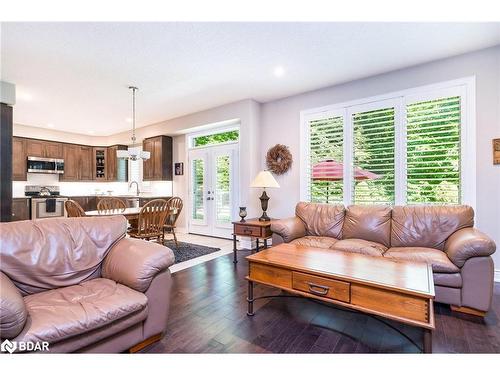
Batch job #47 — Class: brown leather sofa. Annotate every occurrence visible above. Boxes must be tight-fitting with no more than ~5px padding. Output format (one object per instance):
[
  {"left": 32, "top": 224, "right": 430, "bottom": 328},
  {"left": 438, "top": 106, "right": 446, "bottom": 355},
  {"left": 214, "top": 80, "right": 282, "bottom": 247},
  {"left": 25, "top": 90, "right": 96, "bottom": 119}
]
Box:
[
  {"left": 0, "top": 216, "right": 175, "bottom": 353},
  {"left": 271, "top": 203, "right": 496, "bottom": 315}
]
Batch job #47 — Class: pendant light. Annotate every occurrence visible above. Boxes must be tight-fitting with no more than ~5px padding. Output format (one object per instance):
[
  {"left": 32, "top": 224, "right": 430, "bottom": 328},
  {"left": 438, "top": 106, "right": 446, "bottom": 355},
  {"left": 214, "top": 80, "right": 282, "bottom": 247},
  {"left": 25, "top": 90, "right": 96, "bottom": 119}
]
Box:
[{"left": 117, "top": 86, "right": 150, "bottom": 161}]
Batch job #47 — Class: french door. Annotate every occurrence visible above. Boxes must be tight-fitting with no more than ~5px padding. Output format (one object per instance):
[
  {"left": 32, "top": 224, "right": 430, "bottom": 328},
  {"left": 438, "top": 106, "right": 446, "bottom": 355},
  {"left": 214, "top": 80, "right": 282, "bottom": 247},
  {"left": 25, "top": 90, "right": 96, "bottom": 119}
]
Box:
[{"left": 188, "top": 143, "right": 238, "bottom": 238}]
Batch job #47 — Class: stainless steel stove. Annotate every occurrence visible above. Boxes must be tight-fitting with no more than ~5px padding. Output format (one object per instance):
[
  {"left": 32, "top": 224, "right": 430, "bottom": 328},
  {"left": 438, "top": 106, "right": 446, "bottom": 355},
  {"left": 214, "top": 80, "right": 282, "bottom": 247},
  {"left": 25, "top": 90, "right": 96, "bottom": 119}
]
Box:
[{"left": 25, "top": 185, "right": 68, "bottom": 219}]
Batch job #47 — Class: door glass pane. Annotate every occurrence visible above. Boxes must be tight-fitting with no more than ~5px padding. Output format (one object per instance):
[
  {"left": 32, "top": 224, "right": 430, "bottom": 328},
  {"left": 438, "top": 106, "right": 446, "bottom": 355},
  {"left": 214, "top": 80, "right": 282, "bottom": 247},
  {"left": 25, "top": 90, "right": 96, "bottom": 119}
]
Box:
[
  {"left": 192, "top": 159, "right": 205, "bottom": 220},
  {"left": 352, "top": 107, "right": 395, "bottom": 204},
  {"left": 309, "top": 116, "right": 344, "bottom": 203},
  {"left": 215, "top": 155, "right": 231, "bottom": 223}
]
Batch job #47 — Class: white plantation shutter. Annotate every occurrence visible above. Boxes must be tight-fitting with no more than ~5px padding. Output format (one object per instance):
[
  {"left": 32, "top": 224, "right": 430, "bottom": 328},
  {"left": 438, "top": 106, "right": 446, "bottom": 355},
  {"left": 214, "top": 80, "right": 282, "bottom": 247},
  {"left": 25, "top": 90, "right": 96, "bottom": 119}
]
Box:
[
  {"left": 307, "top": 115, "right": 344, "bottom": 203},
  {"left": 406, "top": 96, "right": 461, "bottom": 204},
  {"left": 352, "top": 106, "right": 396, "bottom": 205},
  {"left": 301, "top": 79, "right": 472, "bottom": 207}
]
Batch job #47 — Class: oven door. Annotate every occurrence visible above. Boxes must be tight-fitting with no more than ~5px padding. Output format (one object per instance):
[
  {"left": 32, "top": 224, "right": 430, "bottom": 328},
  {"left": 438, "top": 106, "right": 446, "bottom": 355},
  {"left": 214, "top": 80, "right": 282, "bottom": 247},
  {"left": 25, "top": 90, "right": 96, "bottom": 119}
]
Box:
[
  {"left": 31, "top": 198, "right": 68, "bottom": 219},
  {"left": 27, "top": 157, "right": 65, "bottom": 174}
]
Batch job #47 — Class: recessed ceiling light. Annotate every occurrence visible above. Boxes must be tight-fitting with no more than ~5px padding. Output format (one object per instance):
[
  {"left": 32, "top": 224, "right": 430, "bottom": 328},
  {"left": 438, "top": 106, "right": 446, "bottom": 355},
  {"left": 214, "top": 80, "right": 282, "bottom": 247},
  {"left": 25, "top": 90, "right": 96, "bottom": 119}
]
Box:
[
  {"left": 125, "top": 118, "right": 133, "bottom": 123},
  {"left": 88, "top": 131, "right": 95, "bottom": 135},
  {"left": 273, "top": 66, "right": 285, "bottom": 78},
  {"left": 47, "top": 123, "right": 55, "bottom": 128}
]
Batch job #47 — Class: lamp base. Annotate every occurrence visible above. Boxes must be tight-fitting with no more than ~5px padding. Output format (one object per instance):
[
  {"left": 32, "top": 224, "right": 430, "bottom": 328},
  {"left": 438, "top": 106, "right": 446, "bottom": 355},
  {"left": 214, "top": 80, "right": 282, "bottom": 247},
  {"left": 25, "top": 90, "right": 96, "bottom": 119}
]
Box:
[
  {"left": 258, "top": 190, "right": 271, "bottom": 221},
  {"left": 258, "top": 211, "right": 271, "bottom": 222}
]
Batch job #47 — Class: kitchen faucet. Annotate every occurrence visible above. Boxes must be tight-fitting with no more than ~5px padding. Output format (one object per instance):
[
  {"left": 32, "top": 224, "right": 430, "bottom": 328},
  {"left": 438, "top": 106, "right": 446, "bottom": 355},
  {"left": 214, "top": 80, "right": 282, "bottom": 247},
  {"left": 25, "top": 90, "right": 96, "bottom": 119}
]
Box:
[{"left": 129, "top": 181, "right": 140, "bottom": 196}]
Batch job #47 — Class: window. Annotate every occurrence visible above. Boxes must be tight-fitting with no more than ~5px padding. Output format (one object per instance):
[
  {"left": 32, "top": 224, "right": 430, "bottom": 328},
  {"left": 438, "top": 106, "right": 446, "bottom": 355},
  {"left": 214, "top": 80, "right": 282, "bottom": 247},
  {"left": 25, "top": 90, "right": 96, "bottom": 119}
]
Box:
[
  {"left": 191, "top": 129, "right": 239, "bottom": 148},
  {"left": 301, "top": 78, "right": 475, "bottom": 206}
]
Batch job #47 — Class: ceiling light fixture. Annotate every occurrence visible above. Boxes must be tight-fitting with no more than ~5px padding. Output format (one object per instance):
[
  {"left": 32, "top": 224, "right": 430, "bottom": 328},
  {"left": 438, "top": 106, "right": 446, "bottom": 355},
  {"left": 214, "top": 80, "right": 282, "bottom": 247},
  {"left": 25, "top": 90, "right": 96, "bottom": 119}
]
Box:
[
  {"left": 117, "top": 86, "right": 150, "bottom": 161},
  {"left": 47, "top": 123, "right": 55, "bottom": 128},
  {"left": 273, "top": 66, "right": 285, "bottom": 78}
]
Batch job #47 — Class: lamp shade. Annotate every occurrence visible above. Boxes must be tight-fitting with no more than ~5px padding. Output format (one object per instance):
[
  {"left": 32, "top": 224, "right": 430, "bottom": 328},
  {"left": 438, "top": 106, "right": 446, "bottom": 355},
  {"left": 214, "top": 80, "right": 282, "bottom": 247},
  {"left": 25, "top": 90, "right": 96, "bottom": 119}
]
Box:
[{"left": 250, "top": 170, "right": 280, "bottom": 188}]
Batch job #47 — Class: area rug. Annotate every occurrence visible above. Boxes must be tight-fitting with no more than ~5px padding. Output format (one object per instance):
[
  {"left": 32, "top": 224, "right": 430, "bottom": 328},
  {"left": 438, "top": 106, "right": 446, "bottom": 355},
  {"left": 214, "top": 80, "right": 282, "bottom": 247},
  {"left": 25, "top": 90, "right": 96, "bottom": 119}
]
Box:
[{"left": 163, "top": 240, "right": 221, "bottom": 264}]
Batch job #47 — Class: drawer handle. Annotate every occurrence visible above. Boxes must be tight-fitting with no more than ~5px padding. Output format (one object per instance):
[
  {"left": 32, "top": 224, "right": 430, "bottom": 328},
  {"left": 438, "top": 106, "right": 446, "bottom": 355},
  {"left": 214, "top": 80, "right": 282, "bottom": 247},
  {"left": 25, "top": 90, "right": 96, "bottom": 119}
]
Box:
[{"left": 306, "top": 282, "right": 330, "bottom": 296}]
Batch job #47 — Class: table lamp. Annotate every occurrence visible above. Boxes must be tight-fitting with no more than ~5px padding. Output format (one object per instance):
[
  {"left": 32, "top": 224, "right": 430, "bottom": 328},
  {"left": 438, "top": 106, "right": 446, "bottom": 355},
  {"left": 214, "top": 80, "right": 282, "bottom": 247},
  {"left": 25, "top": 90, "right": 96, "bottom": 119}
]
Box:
[{"left": 250, "top": 170, "right": 280, "bottom": 221}]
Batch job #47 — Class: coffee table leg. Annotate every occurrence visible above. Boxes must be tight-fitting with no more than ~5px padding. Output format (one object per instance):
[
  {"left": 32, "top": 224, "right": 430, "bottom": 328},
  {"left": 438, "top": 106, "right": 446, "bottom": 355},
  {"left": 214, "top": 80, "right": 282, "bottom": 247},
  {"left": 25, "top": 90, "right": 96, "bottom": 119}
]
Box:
[
  {"left": 233, "top": 234, "right": 237, "bottom": 264},
  {"left": 423, "top": 329, "right": 432, "bottom": 353},
  {"left": 247, "top": 280, "right": 255, "bottom": 316},
  {"left": 256, "top": 238, "right": 260, "bottom": 253},
  {"left": 264, "top": 238, "right": 268, "bottom": 249}
]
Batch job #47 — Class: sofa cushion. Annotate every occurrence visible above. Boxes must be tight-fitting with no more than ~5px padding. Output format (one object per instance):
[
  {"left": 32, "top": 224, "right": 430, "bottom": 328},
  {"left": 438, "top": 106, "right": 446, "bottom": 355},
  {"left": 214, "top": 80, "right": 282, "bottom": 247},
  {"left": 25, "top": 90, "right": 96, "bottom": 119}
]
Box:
[
  {"left": 290, "top": 236, "right": 338, "bottom": 249},
  {"left": 390, "top": 205, "right": 474, "bottom": 250},
  {"left": 295, "top": 202, "right": 345, "bottom": 239},
  {"left": 342, "top": 205, "right": 392, "bottom": 247},
  {"left": 13, "top": 278, "right": 148, "bottom": 346},
  {"left": 0, "top": 216, "right": 128, "bottom": 295},
  {"left": 433, "top": 273, "right": 462, "bottom": 288},
  {"left": 330, "top": 239, "right": 387, "bottom": 257},
  {"left": 384, "top": 247, "right": 460, "bottom": 273}
]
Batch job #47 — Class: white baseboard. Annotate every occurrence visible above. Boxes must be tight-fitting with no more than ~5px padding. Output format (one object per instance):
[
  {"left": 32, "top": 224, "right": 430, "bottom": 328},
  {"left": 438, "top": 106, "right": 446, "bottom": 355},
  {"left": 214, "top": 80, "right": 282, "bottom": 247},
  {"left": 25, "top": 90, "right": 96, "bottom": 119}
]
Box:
[{"left": 495, "top": 269, "right": 500, "bottom": 283}]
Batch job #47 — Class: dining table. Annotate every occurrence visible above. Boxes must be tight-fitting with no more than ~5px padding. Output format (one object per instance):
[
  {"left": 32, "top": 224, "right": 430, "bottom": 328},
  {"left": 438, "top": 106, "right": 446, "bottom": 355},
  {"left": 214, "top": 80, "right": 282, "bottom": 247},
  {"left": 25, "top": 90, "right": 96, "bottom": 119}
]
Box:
[{"left": 84, "top": 206, "right": 177, "bottom": 231}]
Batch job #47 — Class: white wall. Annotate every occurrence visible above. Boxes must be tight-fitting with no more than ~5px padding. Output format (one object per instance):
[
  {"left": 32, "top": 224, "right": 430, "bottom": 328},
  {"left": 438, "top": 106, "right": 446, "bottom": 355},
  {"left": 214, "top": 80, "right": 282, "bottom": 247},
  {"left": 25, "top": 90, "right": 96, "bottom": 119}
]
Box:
[{"left": 260, "top": 45, "right": 500, "bottom": 269}]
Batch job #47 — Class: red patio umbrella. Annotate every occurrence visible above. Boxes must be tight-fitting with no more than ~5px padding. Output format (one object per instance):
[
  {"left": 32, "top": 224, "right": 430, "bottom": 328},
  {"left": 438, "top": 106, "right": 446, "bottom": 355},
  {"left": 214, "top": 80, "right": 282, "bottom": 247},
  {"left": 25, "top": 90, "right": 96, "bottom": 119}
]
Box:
[{"left": 312, "top": 159, "right": 381, "bottom": 203}]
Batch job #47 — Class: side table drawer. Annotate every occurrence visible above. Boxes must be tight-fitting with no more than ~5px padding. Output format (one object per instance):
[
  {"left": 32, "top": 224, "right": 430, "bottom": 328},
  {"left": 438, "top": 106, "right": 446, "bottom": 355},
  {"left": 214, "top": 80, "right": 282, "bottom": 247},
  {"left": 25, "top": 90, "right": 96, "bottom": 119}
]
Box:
[
  {"left": 292, "top": 272, "right": 350, "bottom": 303},
  {"left": 235, "top": 225, "right": 261, "bottom": 237}
]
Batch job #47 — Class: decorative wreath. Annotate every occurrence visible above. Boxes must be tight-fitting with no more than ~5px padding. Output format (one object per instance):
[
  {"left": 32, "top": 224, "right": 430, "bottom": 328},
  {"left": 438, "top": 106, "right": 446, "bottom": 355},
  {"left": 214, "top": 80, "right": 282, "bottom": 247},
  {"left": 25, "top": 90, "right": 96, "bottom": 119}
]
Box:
[{"left": 266, "top": 144, "right": 293, "bottom": 175}]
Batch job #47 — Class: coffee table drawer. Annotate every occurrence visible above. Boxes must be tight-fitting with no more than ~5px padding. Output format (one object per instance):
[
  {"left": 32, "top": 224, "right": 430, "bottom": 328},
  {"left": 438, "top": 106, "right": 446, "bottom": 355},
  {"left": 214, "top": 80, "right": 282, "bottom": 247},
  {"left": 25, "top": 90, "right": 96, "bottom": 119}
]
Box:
[
  {"left": 249, "top": 263, "right": 292, "bottom": 288},
  {"left": 351, "top": 284, "right": 429, "bottom": 323},
  {"left": 235, "top": 225, "right": 261, "bottom": 237},
  {"left": 292, "top": 272, "right": 350, "bottom": 303}
]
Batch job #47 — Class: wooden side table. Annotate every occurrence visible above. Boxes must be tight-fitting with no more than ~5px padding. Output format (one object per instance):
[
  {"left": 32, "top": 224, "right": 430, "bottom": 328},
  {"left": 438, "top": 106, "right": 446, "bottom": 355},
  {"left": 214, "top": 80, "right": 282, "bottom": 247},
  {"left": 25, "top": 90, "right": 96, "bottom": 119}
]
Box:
[{"left": 232, "top": 218, "right": 272, "bottom": 263}]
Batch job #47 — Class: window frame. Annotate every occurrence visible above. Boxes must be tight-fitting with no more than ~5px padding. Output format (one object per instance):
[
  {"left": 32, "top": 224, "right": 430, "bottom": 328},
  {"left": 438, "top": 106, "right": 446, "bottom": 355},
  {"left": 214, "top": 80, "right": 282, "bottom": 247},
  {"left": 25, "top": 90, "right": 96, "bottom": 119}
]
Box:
[{"left": 300, "top": 76, "right": 476, "bottom": 208}]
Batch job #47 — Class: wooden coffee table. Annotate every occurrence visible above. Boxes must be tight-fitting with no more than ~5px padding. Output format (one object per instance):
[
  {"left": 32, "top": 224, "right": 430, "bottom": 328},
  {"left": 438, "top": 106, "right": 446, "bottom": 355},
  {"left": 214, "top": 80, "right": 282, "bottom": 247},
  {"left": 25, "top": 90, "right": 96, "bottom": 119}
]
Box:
[{"left": 245, "top": 243, "right": 435, "bottom": 353}]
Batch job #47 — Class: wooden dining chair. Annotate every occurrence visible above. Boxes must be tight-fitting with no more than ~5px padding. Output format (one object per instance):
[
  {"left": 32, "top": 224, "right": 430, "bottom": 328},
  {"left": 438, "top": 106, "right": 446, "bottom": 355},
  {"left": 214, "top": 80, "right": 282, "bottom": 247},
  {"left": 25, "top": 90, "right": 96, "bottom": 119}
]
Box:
[
  {"left": 128, "top": 199, "right": 170, "bottom": 243},
  {"left": 97, "top": 197, "right": 126, "bottom": 213},
  {"left": 65, "top": 200, "right": 86, "bottom": 217},
  {"left": 163, "top": 197, "right": 183, "bottom": 248}
]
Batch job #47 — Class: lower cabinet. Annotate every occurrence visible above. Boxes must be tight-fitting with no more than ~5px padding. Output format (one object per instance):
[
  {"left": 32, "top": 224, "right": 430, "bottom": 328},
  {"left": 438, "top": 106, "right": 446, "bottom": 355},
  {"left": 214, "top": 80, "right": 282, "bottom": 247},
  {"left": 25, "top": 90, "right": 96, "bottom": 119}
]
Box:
[
  {"left": 69, "top": 196, "right": 97, "bottom": 212},
  {"left": 11, "top": 198, "right": 30, "bottom": 221}
]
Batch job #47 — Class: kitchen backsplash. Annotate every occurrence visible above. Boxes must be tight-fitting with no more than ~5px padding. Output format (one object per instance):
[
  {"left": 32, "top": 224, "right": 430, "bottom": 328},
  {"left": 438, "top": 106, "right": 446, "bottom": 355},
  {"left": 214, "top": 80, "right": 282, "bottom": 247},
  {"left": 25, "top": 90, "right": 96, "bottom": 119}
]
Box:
[{"left": 13, "top": 173, "right": 173, "bottom": 197}]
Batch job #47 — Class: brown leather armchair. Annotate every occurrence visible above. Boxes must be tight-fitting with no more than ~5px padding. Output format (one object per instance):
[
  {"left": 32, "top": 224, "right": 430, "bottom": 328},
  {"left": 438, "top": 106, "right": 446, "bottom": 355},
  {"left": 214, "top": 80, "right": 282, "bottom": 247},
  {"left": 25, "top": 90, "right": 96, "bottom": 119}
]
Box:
[
  {"left": 272, "top": 202, "right": 496, "bottom": 316},
  {"left": 0, "top": 216, "right": 175, "bottom": 353}
]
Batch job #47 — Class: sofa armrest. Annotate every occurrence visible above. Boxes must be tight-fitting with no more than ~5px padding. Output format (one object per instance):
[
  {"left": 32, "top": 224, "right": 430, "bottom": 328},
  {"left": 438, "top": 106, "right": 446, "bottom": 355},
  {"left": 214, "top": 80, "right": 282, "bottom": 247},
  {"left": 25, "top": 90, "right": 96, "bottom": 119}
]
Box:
[
  {"left": 102, "top": 238, "right": 175, "bottom": 292},
  {"left": 444, "top": 228, "right": 496, "bottom": 267},
  {"left": 271, "top": 217, "right": 306, "bottom": 243},
  {"left": 0, "top": 272, "right": 27, "bottom": 339}
]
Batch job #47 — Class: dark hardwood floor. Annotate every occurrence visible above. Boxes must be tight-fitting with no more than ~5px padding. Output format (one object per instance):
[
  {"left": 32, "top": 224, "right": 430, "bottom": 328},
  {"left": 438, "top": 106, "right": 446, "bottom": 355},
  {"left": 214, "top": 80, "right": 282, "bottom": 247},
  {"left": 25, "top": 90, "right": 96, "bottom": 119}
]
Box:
[{"left": 143, "top": 251, "right": 500, "bottom": 354}]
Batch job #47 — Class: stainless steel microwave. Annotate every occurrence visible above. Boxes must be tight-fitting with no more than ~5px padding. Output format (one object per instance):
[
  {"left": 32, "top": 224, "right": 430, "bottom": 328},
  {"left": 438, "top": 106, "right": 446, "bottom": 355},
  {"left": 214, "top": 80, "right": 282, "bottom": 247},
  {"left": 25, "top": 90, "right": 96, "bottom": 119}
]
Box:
[{"left": 27, "top": 156, "right": 64, "bottom": 174}]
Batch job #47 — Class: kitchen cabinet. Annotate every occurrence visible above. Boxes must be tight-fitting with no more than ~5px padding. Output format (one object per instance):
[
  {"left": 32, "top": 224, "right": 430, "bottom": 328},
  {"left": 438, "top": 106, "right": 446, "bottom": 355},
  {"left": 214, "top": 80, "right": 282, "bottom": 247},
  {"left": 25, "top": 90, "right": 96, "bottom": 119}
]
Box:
[
  {"left": 93, "top": 147, "right": 107, "bottom": 180},
  {"left": 60, "top": 144, "right": 93, "bottom": 181},
  {"left": 106, "top": 145, "right": 128, "bottom": 182},
  {"left": 11, "top": 198, "right": 30, "bottom": 221},
  {"left": 69, "top": 196, "right": 97, "bottom": 212},
  {"left": 12, "top": 137, "right": 27, "bottom": 181},
  {"left": 142, "top": 135, "right": 172, "bottom": 181},
  {"left": 26, "top": 139, "right": 63, "bottom": 159}
]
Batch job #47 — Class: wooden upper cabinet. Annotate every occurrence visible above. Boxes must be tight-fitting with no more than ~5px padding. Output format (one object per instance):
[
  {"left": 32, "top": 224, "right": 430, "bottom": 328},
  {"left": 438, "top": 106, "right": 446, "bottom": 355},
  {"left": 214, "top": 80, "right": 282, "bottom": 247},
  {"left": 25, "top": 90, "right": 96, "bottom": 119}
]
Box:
[
  {"left": 142, "top": 138, "right": 154, "bottom": 180},
  {"left": 60, "top": 144, "right": 79, "bottom": 181},
  {"left": 44, "top": 141, "right": 63, "bottom": 159},
  {"left": 12, "top": 137, "right": 27, "bottom": 181},
  {"left": 107, "top": 145, "right": 128, "bottom": 182},
  {"left": 26, "top": 139, "right": 45, "bottom": 157},
  {"left": 79, "top": 146, "right": 94, "bottom": 181},
  {"left": 26, "top": 139, "right": 63, "bottom": 159},
  {"left": 60, "top": 144, "right": 93, "bottom": 181},
  {"left": 142, "top": 135, "right": 172, "bottom": 181}
]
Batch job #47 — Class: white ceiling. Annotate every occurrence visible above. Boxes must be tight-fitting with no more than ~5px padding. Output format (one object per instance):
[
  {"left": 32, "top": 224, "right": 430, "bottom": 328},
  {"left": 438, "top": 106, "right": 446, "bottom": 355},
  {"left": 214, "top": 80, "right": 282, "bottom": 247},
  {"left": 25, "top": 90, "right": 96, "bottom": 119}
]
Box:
[{"left": 2, "top": 22, "right": 500, "bottom": 136}]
